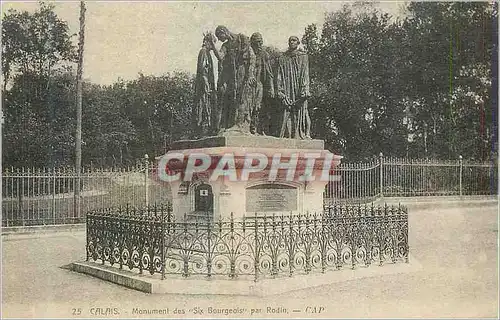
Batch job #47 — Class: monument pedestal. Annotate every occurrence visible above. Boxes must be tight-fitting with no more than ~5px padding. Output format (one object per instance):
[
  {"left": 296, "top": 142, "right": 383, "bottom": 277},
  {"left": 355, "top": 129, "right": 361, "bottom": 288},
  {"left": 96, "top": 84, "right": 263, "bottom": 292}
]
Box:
[{"left": 157, "top": 136, "right": 342, "bottom": 221}]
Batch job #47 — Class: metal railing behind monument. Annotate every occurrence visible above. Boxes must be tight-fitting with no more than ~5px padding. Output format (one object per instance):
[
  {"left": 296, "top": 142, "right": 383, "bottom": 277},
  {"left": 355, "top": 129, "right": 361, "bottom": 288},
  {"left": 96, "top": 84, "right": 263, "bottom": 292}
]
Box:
[
  {"left": 324, "top": 159, "right": 381, "bottom": 204},
  {"left": 1, "top": 165, "right": 171, "bottom": 227},
  {"left": 85, "top": 203, "right": 409, "bottom": 280},
  {"left": 2, "top": 155, "right": 497, "bottom": 227},
  {"left": 324, "top": 155, "right": 498, "bottom": 204}
]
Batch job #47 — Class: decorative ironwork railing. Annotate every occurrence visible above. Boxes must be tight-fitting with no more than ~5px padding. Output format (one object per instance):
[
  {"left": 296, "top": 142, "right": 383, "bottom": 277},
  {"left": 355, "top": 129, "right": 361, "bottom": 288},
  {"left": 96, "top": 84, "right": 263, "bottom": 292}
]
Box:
[
  {"left": 2, "top": 166, "right": 170, "bottom": 227},
  {"left": 3, "top": 155, "right": 496, "bottom": 226},
  {"left": 86, "top": 203, "right": 409, "bottom": 280},
  {"left": 324, "top": 155, "right": 497, "bottom": 203}
]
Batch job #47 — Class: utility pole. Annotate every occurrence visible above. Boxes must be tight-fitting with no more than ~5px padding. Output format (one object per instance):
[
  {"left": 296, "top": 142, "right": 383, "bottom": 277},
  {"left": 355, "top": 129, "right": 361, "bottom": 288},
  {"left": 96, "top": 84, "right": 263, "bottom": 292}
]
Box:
[{"left": 74, "top": 1, "right": 86, "bottom": 220}]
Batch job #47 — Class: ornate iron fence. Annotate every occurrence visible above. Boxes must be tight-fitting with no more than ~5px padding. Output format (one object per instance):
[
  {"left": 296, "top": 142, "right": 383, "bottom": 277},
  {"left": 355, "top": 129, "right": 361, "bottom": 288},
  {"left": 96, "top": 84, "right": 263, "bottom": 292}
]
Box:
[
  {"left": 86, "top": 204, "right": 167, "bottom": 277},
  {"left": 324, "top": 155, "right": 498, "bottom": 203},
  {"left": 3, "top": 155, "right": 497, "bottom": 226},
  {"left": 2, "top": 166, "right": 171, "bottom": 226},
  {"left": 86, "top": 203, "right": 409, "bottom": 280}
]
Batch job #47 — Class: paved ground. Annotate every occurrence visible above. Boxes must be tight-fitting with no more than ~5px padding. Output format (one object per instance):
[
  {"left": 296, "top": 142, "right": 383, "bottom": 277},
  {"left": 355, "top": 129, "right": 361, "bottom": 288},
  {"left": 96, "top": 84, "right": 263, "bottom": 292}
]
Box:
[{"left": 2, "top": 204, "right": 498, "bottom": 318}]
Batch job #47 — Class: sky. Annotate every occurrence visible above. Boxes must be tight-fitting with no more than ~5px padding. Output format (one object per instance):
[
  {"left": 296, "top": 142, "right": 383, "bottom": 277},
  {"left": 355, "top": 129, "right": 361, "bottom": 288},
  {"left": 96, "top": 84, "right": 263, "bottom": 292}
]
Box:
[{"left": 2, "top": 1, "right": 406, "bottom": 85}]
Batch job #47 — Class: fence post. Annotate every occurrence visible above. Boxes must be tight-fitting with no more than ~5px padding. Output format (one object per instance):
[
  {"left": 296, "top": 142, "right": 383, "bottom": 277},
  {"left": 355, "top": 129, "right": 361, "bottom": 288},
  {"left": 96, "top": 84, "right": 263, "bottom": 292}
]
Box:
[
  {"left": 161, "top": 204, "right": 166, "bottom": 280},
  {"left": 254, "top": 212, "right": 259, "bottom": 282},
  {"left": 144, "top": 154, "right": 149, "bottom": 207},
  {"left": 19, "top": 168, "right": 24, "bottom": 226},
  {"left": 52, "top": 168, "right": 56, "bottom": 224},
  {"left": 459, "top": 155, "right": 463, "bottom": 198},
  {"left": 379, "top": 152, "right": 384, "bottom": 198}
]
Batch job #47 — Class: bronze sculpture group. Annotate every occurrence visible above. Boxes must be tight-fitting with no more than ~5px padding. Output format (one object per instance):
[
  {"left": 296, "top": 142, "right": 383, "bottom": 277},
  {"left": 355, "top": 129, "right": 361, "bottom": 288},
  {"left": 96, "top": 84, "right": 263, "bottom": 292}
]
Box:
[{"left": 194, "top": 25, "right": 311, "bottom": 140}]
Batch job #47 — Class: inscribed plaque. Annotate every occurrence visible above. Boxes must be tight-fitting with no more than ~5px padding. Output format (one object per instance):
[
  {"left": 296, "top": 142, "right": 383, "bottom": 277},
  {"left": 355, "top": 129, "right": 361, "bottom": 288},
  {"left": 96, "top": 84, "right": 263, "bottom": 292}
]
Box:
[{"left": 246, "top": 184, "right": 297, "bottom": 212}]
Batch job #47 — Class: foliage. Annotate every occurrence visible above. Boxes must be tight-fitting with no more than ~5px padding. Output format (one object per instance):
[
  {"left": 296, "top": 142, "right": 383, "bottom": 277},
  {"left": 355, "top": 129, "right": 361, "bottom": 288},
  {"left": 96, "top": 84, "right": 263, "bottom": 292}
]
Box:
[
  {"left": 2, "top": 2, "right": 77, "bottom": 168},
  {"left": 303, "top": 2, "right": 497, "bottom": 161},
  {"left": 1, "top": 2, "right": 75, "bottom": 90},
  {"left": 304, "top": 5, "right": 408, "bottom": 160},
  {"left": 3, "top": 70, "right": 76, "bottom": 168},
  {"left": 82, "top": 73, "right": 194, "bottom": 167},
  {"left": 401, "top": 2, "right": 497, "bottom": 160},
  {"left": 1, "top": 2, "right": 496, "bottom": 169}
]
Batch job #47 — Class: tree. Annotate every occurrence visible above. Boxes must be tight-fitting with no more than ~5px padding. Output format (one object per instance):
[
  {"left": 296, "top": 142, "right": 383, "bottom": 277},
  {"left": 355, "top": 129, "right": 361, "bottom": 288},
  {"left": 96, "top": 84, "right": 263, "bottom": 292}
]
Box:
[
  {"left": 79, "top": 72, "right": 195, "bottom": 167},
  {"left": 81, "top": 81, "right": 137, "bottom": 167},
  {"left": 402, "top": 2, "right": 497, "bottom": 160},
  {"left": 2, "top": 2, "right": 77, "bottom": 168},
  {"left": 122, "top": 72, "right": 194, "bottom": 160},
  {"left": 304, "top": 4, "right": 408, "bottom": 160},
  {"left": 2, "top": 2, "right": 76, "bottom": 90},
  {"left": 3, "top": 70, "right": 76, "bottom": 167},
  {"left": 303, "top": 2, "right": 497, "bottom": 161}
]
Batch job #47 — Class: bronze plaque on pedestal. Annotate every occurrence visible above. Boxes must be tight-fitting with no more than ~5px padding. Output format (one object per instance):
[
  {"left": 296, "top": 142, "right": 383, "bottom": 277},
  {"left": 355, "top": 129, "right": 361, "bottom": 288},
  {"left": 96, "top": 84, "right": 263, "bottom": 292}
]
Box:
[{"left": 246, "top": 184, "right": 297, "bottom": 212}]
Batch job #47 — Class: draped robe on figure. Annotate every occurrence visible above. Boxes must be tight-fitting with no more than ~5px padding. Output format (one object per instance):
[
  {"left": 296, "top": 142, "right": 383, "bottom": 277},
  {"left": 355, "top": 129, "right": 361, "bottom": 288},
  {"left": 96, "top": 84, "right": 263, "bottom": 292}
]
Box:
[
  {"left": 250, "top": 50, "right": 274, "bottom": 134},
  {"left": 276, "top": 49, "right": 311, "bottom": 139},
  {"left": 194, "top": 46, "right": 217, "bottom": 136},
  {"left": 217, "top": 34, "right": 256, "bottom": 133}
]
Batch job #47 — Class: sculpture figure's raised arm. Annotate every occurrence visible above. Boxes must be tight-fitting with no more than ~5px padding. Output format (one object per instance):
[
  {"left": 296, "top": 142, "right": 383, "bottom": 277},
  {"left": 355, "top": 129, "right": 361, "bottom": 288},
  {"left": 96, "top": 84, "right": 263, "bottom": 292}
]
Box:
[{"left": 210, "top": 40, "right": 226, "bottom": 63}]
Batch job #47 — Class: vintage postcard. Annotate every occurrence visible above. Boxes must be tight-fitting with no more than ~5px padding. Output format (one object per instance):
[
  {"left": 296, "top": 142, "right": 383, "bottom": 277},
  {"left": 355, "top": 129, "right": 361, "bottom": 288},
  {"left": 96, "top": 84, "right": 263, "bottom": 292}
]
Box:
[{"left": 1, "top": 1, "right": 498, "bottom": 319}]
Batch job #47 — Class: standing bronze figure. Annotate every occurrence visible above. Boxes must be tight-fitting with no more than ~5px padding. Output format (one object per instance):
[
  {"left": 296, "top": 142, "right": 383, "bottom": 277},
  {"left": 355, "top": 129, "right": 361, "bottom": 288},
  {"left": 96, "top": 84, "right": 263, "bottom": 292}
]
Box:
[
  {"left": 276, "top": 36, "right": 311, "bottom": 139},
  {"left": 249, "top": 32, "right": 275, "bottom": 135},
  {"left": 207, "top": 25, "right": 256, "bottom": 134},
  {"left": 194, "top": 32, "right": 218, "bottom": 137}
]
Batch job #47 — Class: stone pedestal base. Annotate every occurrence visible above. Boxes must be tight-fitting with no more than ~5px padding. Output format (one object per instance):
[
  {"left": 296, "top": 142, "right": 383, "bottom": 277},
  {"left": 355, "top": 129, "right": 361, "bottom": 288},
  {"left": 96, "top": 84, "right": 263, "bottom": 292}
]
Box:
[
  {"left": 157, "top": 136, "right": 342, "bottom": 221},
  {"left": 69, "top": 257, "right": 422, "bottom": 296}
]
